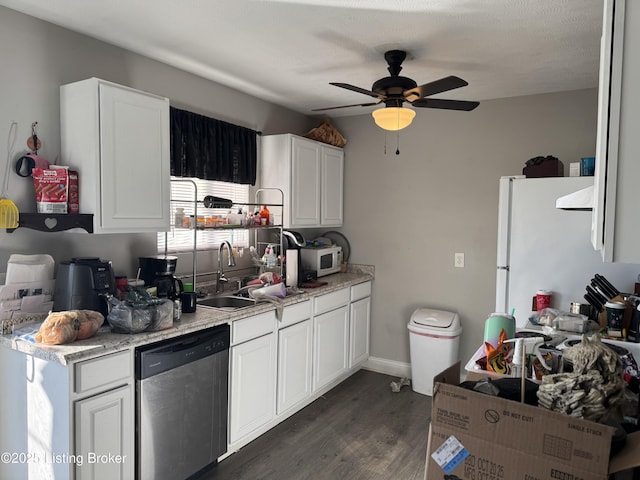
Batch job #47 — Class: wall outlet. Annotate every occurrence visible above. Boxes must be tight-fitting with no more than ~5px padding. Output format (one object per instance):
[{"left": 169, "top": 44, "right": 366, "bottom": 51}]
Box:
[{"left": 454, "top": 253, "right": 465, "bottom": 268}]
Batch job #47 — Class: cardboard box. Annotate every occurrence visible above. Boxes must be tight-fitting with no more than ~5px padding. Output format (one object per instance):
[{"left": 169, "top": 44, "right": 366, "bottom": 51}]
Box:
[{"left": 425, "top": 362, "right": 640, "bottom": 480}]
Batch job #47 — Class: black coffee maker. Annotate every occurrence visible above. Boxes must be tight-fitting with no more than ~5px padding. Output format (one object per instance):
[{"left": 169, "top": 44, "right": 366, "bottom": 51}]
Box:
[{"left": 139, "top": 256, "right": 184, "bottom": 299}]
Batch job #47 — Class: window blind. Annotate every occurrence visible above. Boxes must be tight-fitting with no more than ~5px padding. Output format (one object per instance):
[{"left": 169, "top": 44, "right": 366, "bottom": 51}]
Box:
[{"left": 158, "top": 177, "right": 250, "bottom": 253}]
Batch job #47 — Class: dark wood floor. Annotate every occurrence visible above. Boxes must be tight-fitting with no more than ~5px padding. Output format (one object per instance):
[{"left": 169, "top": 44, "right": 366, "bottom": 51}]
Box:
[{"left": 203, "top": 370, "right": 431, "bottom": 480}]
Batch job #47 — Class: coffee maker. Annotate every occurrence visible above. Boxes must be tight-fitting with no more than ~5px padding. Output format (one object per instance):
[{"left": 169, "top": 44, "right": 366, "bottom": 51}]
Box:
[{"left": 138, "top": 256, "right": 184, "bottom": 299}]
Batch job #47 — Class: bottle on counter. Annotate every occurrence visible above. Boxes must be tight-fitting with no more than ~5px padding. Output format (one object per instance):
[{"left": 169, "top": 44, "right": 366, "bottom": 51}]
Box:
[
  {"left": 174, "top": 208, "right": 184, "bottom": 228},
  {"left": 259, "top": 205, "right": 270, "bottom": 225}
]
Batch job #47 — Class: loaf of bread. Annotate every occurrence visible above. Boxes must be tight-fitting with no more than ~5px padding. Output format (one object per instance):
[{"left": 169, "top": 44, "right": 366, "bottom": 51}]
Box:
[{"left": 35, "top": 310, "right": 104, "bottom": 344}]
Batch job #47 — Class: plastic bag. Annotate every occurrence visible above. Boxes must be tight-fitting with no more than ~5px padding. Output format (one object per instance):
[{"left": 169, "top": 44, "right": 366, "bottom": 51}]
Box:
[
  {"left": 531, "top": 308, "right": 599, "bottom": 334},
  {"left": 35, "top": 311, "right": 80, "bottom": 344},
  {"left": 147, "top": 298, "right": 173, "bottom": 331},
  {"left": 76, "top": 310, "right": 105, "bottom": 340},
  {"left": 107, "top": 286, "right": 173, "bottom": 333},
  {"left": 107, "top": 301, "right": 153, "bottom": 333}
]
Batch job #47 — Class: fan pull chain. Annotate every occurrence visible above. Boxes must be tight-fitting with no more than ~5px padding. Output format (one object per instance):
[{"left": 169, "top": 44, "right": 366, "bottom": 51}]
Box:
[
  {"left": 396, "top": 130, "right": 400, "bottom": 155},
  {"left": 383, "top": 132, "right": 387, "bottom": 155}
]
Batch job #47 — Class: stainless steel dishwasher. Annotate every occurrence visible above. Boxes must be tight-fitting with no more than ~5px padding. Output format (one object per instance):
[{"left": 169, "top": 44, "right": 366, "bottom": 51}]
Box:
[{"left": 135, "top": 324, "right": 230, "bottom": 480}]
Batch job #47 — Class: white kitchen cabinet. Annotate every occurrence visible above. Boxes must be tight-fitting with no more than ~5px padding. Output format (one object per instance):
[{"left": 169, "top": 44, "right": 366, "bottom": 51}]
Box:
[
  {"left": 260, "top": 134, "right": 343, "bottom": 228},
  {"left": 349, "top": 282, "right": 371, "bottom": 368},
  {"left": 75, "top": 385, "right": 132, "bottom": 480},
  {"left": 313, "top": 288, "right": 350, "bottom": 392},
  {"left": 0, "top": 348, "right": 135, "bottom": 480},
  {"left": 320, "top": 146, "right": 344, "bottom": 226},
  {"left": 60, "top": 77, "right": 170, "bottom": 233},
  {"left": 313, "top": 306, "right": 349, "bottom": 391},
  {"left": 73, "top": 351, "right": 134, "bottom": 480},
  {"left": 228, "top": 318, "right": 277, "bottom": 445},
  {"left": 277, "top": 301, "right": 312, "bottom": 415},
  {"left": 277, "top": 319, "right": 313, "bottom": 414},
  {"left": 592, "top": 0, "right": 640, "bottom": 262}
]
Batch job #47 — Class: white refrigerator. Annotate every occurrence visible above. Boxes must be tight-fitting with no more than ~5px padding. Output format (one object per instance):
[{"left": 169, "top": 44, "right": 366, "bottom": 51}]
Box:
[{"left": 495, "top": 176, "right": 639, "bottom": 327}]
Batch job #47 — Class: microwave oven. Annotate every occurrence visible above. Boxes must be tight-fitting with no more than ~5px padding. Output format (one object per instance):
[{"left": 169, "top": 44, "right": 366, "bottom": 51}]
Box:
[{"left": 300, "top": 245, "right": 342, "bottom": 277}]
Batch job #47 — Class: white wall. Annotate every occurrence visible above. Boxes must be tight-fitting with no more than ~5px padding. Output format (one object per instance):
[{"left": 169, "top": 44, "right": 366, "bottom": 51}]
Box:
[
  {"left": 0, "top": 6, "right": 315, "bottom": 278},
  {"left": 332, "top": 88, "right": 602, "bottom": 368}
]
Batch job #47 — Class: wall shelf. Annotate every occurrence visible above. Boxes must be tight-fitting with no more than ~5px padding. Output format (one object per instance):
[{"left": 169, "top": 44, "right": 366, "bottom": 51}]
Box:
[{"left": 6, "top": 213, "right": 94, "bottom": 233}]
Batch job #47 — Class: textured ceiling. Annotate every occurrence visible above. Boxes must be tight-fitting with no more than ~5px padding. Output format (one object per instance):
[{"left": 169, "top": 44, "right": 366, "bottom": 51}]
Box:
[{"left": 0, "top": 0, "right": 604, "bottom": 117}]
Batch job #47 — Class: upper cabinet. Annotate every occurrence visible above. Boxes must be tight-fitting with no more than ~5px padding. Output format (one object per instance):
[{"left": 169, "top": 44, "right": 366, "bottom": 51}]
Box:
[
  {"left": 260, "top": 134, "right": 343, "bottom": 228},
  {"left": 60, "top": 78, "right": 170, "bottom": 234},
  {"left": 592, "top": 0, "right": 640, "bottom": 262}
]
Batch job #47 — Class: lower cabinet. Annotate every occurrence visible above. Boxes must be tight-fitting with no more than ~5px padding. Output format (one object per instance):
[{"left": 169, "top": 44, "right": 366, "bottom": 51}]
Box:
[
  {"left": 75, "top": 385, "right": 132, "bottom": 480},
  {"left": 349, "top": 296, "right": 371, "bottom": 368},
  {"left": 277, "top": 319, "right": 313, "bottom": 414},
  {"left": 313, "top": 305, "right": 350, "bottom": 392},
  {"left": 73, "top": 350, "right": 134, "bottom": 480},
  {"left": 229, "top": 331, "right": 277, "bottom": 444},
  {"left": 349, "top": 281, "right": 372, "bottom": 369}
]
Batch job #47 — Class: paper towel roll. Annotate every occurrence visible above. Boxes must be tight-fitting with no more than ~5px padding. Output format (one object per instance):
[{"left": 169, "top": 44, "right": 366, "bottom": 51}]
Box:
[{"left": 286, "top": 249, "right": 298, "bottom": 288}]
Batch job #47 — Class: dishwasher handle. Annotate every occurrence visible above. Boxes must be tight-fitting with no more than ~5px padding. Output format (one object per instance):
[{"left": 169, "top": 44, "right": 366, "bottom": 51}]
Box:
[{"left": 136, "top": 324, "right": 230, "bottom": 380}]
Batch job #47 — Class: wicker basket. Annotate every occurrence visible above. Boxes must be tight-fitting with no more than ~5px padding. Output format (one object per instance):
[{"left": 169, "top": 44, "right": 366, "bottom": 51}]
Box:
[{"left": 303, "top": 118, "right": 347, "bottom": 148}]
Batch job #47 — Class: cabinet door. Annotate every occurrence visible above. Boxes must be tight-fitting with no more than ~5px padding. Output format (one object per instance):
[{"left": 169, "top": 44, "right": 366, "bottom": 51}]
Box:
[
  {"left": 229, "top": 333, "right": 277, "bottom": 444},
  {"left": 321, "top": 147, "right": 344, "bottom": 226},
  {"left": 313, "top": 305, "right": 349, "bottom": 391},
  {"left": 592, "top": 0, "right": 640, "bottom": 263},
  {"left": 349, "top": 296, "right": 370, "bottom": 368},
  {"left": 99, "top": 82, "right": 170, "bottom": 232},
  {"left": 290, "top": 137, "right": 321, "bottom": 227},
  {"left": 277, "top": 319, "right": 313, "bottom": 414},
  {"left": 75, "top": 385, "right": 133, "bottom": 480}
]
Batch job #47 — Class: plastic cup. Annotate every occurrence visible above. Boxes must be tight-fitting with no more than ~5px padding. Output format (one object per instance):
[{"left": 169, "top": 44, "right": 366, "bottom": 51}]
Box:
[
  {"left": 536, "top": 290, "right": 552, "bottom": 311},
  {"left": 581, "top": 157, "right": 595, "bottom": 176},
  {"left": 605, "top": 301, "right": 626, "bottom": 333},
  {"left": 483, "top": 313, "right": 516, "bottom": 348}
]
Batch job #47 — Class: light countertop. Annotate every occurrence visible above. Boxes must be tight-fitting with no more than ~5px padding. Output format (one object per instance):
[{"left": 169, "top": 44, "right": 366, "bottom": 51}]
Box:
[{"left": 0, "top": 268, "right": 373, "bottom": 365}]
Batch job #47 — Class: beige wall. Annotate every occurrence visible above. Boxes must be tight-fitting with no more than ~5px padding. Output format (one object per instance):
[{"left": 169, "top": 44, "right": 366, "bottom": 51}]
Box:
[
  {"left": 332, "top": 88, "right": 599, "bottom": 367},
  {"left": 0, "top": 6, "right": 604, "bottom": 371}
]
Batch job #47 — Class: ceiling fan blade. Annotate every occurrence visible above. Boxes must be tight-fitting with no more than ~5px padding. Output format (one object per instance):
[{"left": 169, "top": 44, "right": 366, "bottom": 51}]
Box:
[
  {"left": 312, "top": 101, "right": 381, "bottom": 112},
  {"left": 404, "top": 75, "right": 469, "bottom": 100},
  {"left": 330, "top": 82, "right": 385, "bottom": 99},
  {"left": 411, "top": 98, "right": 480, "bottom": 111}
]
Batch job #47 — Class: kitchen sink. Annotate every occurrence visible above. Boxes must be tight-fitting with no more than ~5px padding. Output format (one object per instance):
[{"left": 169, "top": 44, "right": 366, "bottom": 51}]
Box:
[{"left": 197, "top": 295, "right": 256, "bottom": 310}]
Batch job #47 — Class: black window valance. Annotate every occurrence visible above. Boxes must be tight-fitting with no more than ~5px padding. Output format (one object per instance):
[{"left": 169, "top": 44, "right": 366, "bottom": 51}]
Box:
[{"left": 170, "top": 107, "right": 257, "bottom": 185}]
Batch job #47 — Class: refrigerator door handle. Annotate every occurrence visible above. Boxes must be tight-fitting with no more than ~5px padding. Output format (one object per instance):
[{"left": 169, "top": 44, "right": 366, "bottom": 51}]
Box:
[{"left": 497, "top": 265, "right": 510, "bottom": 271}]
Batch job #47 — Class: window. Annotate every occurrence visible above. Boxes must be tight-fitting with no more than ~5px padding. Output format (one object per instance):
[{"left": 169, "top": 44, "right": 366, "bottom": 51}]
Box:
[{"left": 158, "top": 177, "right": 250, "bottom": 253}]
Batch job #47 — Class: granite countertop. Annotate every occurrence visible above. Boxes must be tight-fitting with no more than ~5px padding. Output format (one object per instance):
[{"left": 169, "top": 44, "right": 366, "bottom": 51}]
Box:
[{"left": 0, "top": 267, "right": 373, "bottom": 365}]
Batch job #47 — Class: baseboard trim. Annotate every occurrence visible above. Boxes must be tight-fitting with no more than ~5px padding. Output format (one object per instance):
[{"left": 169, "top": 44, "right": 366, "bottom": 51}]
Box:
[{"left": 363, "top": 357, "right": 411, "bottom": 379}]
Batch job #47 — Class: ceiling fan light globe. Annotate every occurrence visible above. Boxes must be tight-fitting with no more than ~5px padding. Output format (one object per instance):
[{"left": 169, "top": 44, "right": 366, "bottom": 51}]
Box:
[{"left": 372, "top": 107, "right": 415, "bottom": 131}]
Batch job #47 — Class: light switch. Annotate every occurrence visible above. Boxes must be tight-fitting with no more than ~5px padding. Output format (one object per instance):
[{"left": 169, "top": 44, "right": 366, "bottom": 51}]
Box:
[{"left": 454, "top": 253, "right": 465, "bottom": 268}]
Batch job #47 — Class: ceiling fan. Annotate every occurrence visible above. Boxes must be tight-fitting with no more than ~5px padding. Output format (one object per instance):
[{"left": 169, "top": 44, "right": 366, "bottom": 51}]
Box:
[{"left": 313, "top": 50, "right": 480, "bottom": 131}]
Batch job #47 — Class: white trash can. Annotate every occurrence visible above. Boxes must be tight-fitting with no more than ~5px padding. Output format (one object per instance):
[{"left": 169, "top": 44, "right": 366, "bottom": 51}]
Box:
[{"left": 408, "top": 308, "right": 462, "bottom": 396}]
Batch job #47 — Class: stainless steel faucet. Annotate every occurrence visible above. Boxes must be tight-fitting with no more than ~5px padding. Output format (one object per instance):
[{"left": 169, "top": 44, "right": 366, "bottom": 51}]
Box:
[{"left": 216, "top": 241, "right": 236, "bottom": 293}]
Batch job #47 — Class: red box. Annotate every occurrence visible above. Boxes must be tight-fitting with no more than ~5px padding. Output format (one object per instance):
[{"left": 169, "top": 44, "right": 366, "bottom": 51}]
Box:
[{"left": 68, "top": 170, "right": 79, "bottom": 214}]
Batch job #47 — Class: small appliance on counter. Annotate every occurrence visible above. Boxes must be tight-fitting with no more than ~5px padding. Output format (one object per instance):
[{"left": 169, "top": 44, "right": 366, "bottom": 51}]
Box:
[
  {"left": 53, "top": 257, "right": 116, "bottom": 317},
  {"left": 300, "top": 244, "right": 342, "bottom": 278},
  {"left": 138, "top": 256, "right": 184, "bottom": 300}
]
